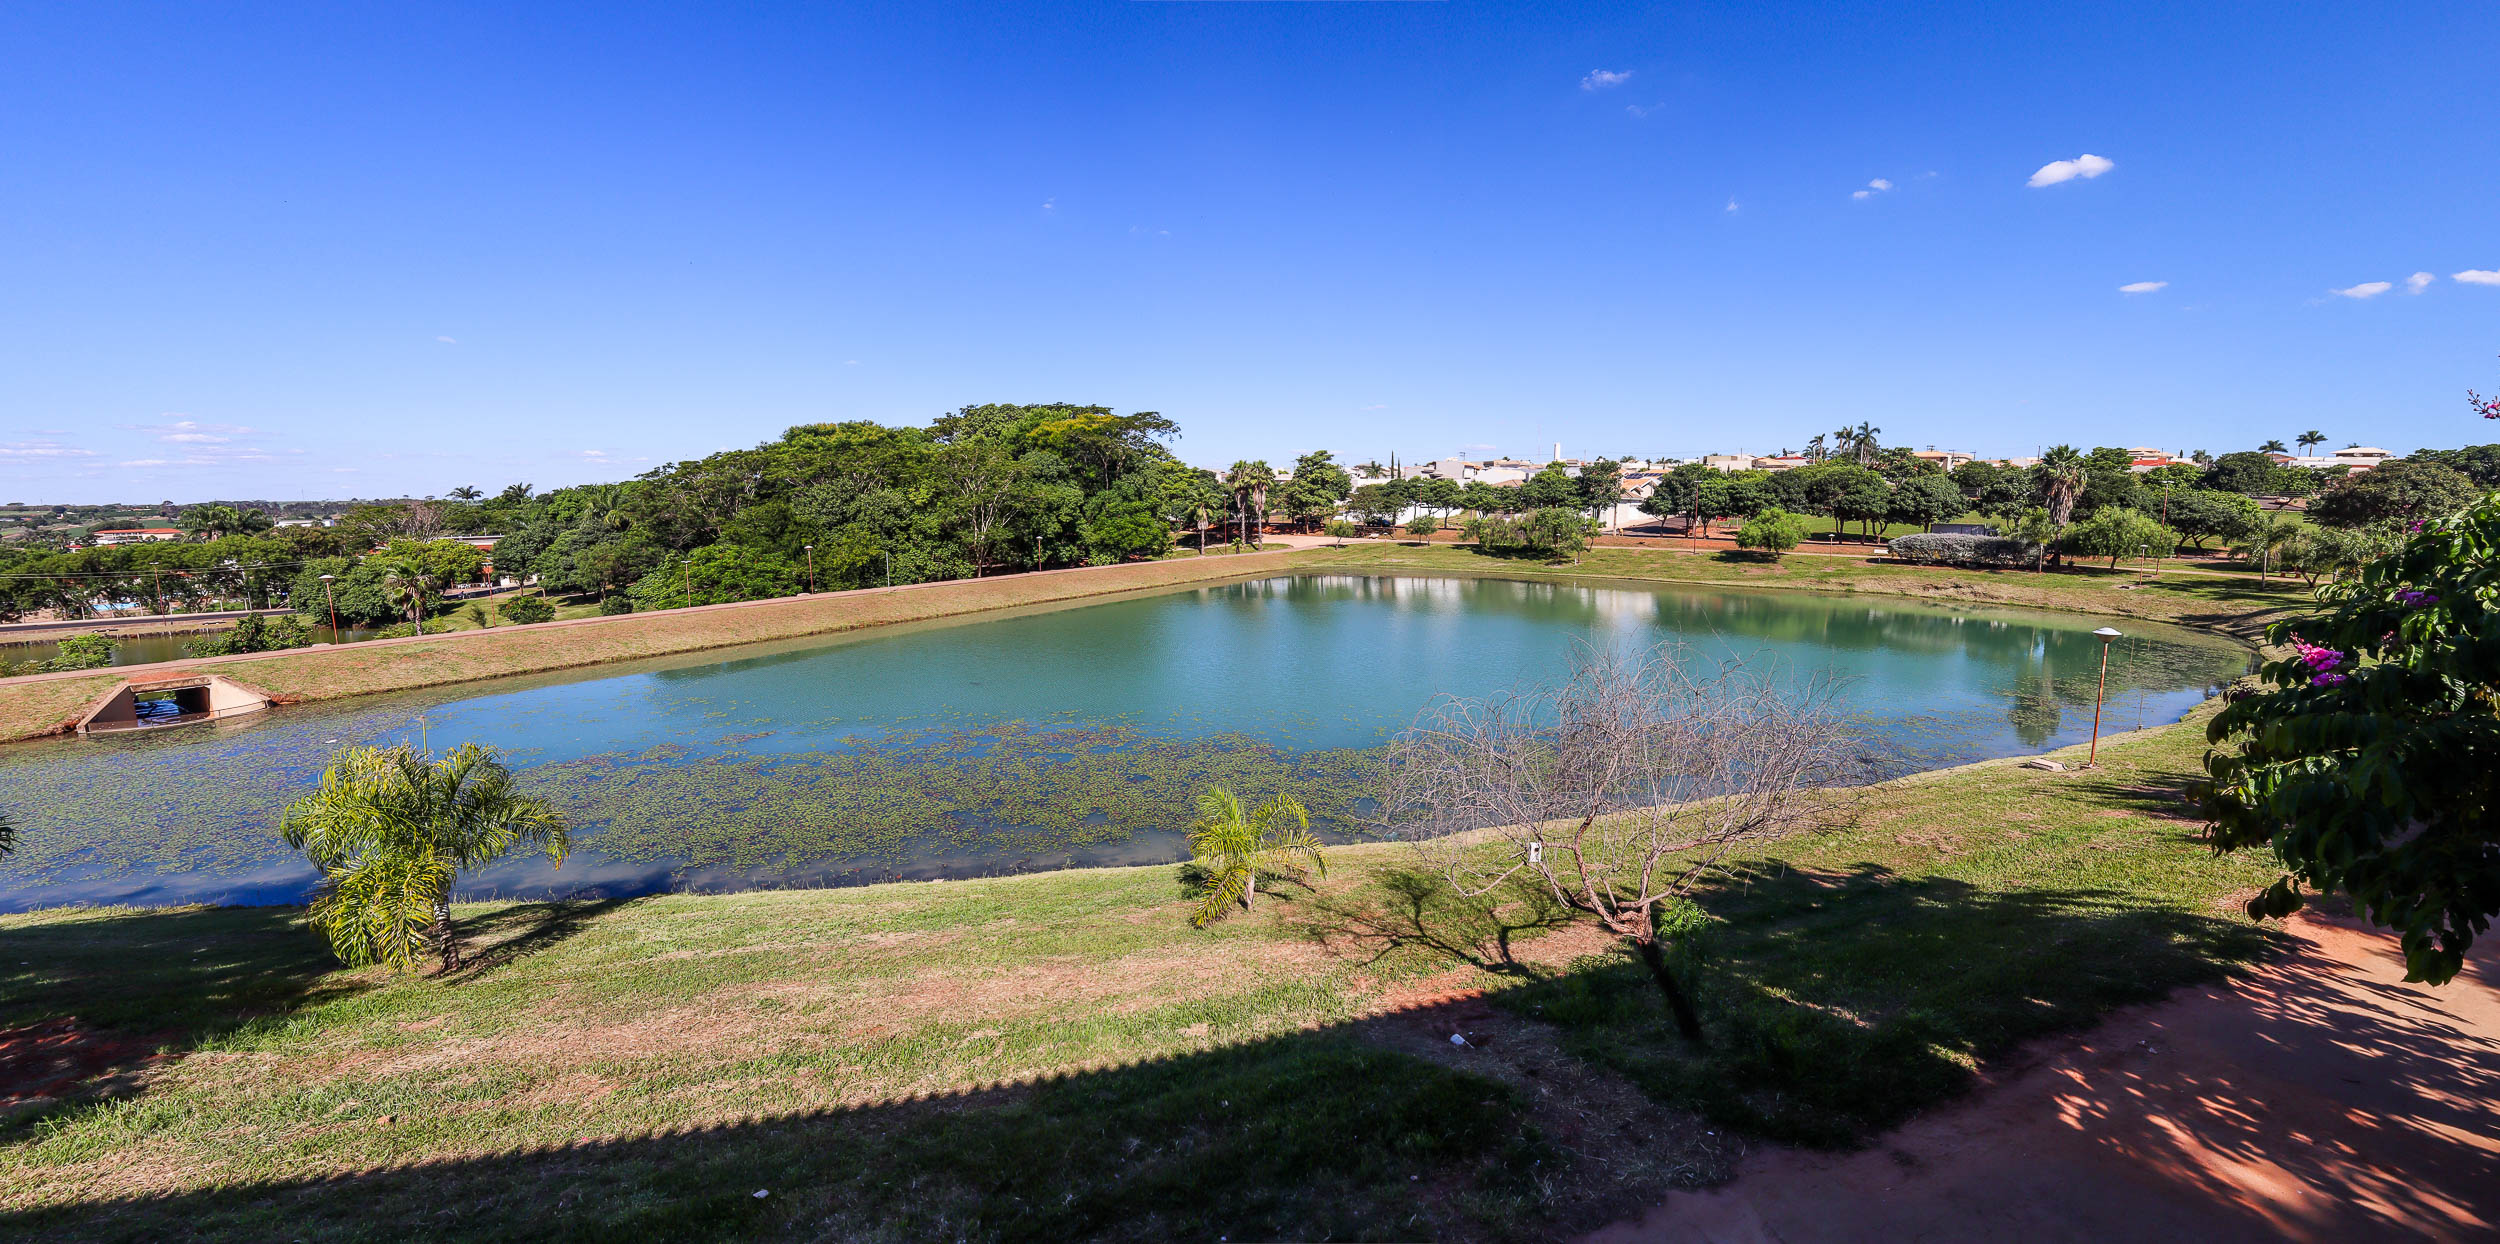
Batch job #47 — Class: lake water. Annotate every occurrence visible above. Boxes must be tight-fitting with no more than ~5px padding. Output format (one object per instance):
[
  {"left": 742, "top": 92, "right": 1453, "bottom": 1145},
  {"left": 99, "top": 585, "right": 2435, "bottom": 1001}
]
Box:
[{"left": 0, "top": 573, "right": 2248, "bottom": 911}]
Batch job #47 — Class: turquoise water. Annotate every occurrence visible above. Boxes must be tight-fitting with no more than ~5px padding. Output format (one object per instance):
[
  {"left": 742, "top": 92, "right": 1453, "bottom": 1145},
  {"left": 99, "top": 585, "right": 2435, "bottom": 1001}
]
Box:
[{"left": 0, "top": 573, "right": 2247, "bottom": 911}]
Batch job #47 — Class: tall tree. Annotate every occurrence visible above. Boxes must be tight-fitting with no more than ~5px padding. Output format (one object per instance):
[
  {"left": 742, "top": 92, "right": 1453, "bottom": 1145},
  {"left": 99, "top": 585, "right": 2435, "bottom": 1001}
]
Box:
[
  {"left": 2033, "top": 445, "right": 2088, "bottom": 569},
  {"left": 2296, "top": 430, "right": 2327, "bottom": 454},
  {"left": 1226, "top": 460, "right": 1276, "bottom": 548}
]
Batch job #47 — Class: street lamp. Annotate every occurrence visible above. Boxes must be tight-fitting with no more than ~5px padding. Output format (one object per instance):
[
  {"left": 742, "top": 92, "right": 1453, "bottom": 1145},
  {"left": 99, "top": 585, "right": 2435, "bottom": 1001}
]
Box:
[
  {"left": 803, "top": 544, "right": 815, "bottom": 594},
  {"left": 319, "top": 573, "right": 338, "bottom": 640},
  {"left": 2087, "top": 626, "right": 2122, "bottom": 765}
]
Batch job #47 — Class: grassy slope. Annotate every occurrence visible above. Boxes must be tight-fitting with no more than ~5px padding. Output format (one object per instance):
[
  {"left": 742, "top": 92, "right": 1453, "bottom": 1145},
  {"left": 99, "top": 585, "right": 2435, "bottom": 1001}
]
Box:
[
  {"left": 0, "top": 552, "right": 1308, "bottom": 743},
  {"left": 2, "top": 704, "right": 2285, "bottom": 1241}
]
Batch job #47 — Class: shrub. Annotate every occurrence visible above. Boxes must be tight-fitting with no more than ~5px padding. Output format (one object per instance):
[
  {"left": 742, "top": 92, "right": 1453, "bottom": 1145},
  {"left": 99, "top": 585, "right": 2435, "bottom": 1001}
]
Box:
[
  {"left": 1404, "top": 514, "right": 1440, "bottom": 538},
  {"left": 184, "top": 614, "right": 314, "bottom": 657},
  {"left": 499, "top": 594, "right": 557, "bottom": 625},
  {"left": 599, "top": 596, "right": 634, "bottom": 616},
  {"left": 43, "top": 633, "right": 115, "bottom": 672},
  {"left": 1736, "top": 508, "right": 1809, "bottom": 560},
  {"left": 1885, "top": 532, "right": 2039, "bottom": 568},
  {"left": 2199, "top": 491, "right": 2500, "bottom": 984}
]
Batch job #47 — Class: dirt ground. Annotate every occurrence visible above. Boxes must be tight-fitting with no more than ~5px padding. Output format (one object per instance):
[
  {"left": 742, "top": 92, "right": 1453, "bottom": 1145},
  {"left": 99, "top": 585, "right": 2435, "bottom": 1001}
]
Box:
[{"left": 1587, "top": 913, "right": 2500, "bottom": 1242}]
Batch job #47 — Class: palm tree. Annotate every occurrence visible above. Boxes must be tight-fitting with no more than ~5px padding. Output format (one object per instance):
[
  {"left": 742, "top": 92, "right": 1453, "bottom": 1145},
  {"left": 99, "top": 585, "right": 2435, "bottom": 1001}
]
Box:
[
  {"left": 1186, "top": 787, "right": 1323, "bottom": 926},
  {"left": 1192, "top": 497, "right": 1213, "bottom": 554},
  {"left": 2034, "top": 445, "right": 2088, "bottom": 570},
  {"left": 1851, "top": 421, "right": 1882, "bottom": 466},
  {"left": 1353, "top": 459, "right": 1387, "bottom": 478},
  {"left": 2234, "top": 509, "right": 2296, "bottom": 585},
  {"left": 1227, "top": 461, "right": 1276, "bottom": 549},
  {"left": 447, "top": 485, "right": 484, "bottom": 502},
  {"left": 1805, "top": 434, "right": 1828, "bottom": 463},
  {"left": 381, "top": 557, "right": 439, "bottom": 635},
  {"left": 280, "top": 744, "right": 568, "bottom": 972},
  {"left": 2259, "top": 439, "right": 2289, "bottom": 455},
  {"left": 2296, "top": 430, "right": 2326, "bottom": 455}
]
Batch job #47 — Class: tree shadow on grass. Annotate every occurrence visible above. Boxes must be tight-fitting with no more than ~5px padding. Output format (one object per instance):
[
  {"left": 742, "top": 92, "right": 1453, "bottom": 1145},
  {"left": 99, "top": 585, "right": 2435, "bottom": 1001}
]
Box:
[
  {"left": 1, "top": 897, "right": 638, "bottom": 1127},
  {"left": 1292, "top": 866, "right": 1576, "bottom": 977},
  {"left": 444, "top": 896, "right": 641, "bottom": 981},
  {"left": 1, "top": 905, "right": 358, "bottom": 1128},
  {"left": 1496, "top": 861, "right": 2293, "bottom": 1148}
]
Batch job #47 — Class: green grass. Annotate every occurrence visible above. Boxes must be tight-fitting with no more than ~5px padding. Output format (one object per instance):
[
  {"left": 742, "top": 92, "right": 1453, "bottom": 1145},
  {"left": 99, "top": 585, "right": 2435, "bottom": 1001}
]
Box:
[
  {"left": 1297, "top": 539, "right": 2314, "bottom": 641},
  {"left": 2, "top": 692, "right": 2290, "bottom": 1241}
]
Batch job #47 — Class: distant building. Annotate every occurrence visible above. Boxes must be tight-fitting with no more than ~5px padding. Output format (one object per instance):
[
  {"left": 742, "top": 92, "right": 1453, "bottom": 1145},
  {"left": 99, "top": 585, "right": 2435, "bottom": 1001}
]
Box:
[
  {"left": 1909, "top": 449, "right": 1977, "bottom": 471},
  {"left": 273, "top": 517, "right": 335, "bottom": 528},
  {"left": 91, "top": 527, "right": 183, "bottom": 545},
  {"left": 2333, "top": 447, "right": 2391, "bottom": 469}
]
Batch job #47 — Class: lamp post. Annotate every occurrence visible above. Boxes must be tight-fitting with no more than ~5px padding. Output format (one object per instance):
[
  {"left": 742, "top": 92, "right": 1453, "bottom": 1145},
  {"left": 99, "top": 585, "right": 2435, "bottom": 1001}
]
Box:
[
  {"left": 319, "top": 573, "right": 338, "bottom": 640},
  {"left": 803, "top": 544, "right": 814, "bottom": 594},
  {"left": 883, "top": 550, "right": 892, "bottom": 588},
  {"left": 2087, "top": 626, "right": 2122, "bottom": 765}
]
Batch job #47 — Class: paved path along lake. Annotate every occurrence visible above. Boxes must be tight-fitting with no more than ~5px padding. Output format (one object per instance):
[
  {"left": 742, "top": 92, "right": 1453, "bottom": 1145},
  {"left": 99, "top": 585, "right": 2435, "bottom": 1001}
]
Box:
[{"left": 0, "top": 573, "right": 2249, "bottom": 911}]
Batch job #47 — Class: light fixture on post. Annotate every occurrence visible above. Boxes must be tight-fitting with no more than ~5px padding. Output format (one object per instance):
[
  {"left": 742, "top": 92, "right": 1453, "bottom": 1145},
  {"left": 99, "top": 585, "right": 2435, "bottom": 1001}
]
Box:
[
  {"left": 319, "top": 573, "right": 338, "bottom": 639},
  {"left": 802, "top": 544, "right": 814, "bottom": 594},
  {"left": 2088, "top": 626, "right": 2122, "bottom": 765}
]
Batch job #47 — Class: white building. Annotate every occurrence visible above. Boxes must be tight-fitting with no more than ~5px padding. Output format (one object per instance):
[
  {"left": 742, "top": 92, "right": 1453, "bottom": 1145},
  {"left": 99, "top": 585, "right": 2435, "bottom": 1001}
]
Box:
[{"left": 91, "top": 527, "right": 183, "bottom": 545}]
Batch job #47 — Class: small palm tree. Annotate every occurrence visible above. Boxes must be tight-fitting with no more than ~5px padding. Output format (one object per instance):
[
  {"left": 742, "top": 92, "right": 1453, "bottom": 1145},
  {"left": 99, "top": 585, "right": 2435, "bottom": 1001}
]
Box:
[
  {"left": 2297, "top": 430, "right": 2326, "bottom": 454},
  {"left": 1187, "top": 788, "right": 1323, "bottom": 927},
  {"left": 2259, "top": 438, "right": 2289, "bottom": 454},
  {"left": 381, "top": 557, "right": 439, "bottom": 635},
  {"left": 447, "top": 485, "right": 484, "bottom": 502},
  {"left": 281, "top": 744, "right": 568, "bottom": 972}
]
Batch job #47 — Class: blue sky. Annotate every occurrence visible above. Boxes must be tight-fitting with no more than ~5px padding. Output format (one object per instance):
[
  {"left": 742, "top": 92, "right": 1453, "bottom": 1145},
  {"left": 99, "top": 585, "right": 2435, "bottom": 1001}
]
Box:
[{"left": 4, "top": 2, "right": 2496, "bottom": 502}]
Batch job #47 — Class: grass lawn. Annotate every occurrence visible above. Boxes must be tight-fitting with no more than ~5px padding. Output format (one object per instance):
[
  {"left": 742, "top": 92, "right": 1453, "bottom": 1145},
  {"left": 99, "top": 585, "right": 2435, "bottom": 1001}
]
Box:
[
  {"left": 2, "top": 697, "right": 2291, "bottom": 1242},
  {"left": 1295, "top": 540, "right": 2314, "bottom": 642}
]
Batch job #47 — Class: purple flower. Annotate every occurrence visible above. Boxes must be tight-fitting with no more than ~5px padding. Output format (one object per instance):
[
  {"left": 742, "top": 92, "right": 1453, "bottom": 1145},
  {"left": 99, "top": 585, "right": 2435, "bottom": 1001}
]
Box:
[
  {"left": 2288, "top": 635, "right": 2348, "bottom": 687},
  {"left": 2396, "top": 589, "right": 2439, "bottom": 607}
]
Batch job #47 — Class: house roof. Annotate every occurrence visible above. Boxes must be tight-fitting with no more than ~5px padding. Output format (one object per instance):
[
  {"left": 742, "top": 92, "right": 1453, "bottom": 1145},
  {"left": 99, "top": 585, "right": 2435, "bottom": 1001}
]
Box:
[{"left": 94, "top": 527, "right": 181, "bottom": 534}]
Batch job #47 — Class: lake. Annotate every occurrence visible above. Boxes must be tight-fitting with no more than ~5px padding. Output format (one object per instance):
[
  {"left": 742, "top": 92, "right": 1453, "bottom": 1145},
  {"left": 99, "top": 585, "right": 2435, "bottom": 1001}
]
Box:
[{"left": 0, "top": 573, "right": 2249, "bottom": 911}]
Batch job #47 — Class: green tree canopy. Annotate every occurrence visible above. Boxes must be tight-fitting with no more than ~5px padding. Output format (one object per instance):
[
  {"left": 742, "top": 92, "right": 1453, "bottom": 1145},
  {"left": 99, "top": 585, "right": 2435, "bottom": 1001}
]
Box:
[
  {"left": 2199, "top": 493, "right": 2500, "bottom": 984},
  {"left": 2306, "top": 459, "right": 2480, "bottom": 529}
]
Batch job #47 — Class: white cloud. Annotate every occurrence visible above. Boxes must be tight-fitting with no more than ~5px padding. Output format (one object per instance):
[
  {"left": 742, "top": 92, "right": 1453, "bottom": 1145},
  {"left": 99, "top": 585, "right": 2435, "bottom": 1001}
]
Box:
[
  {"left": 1041, "top": 197, "right": 1055, "bottom": 211},
  {"left": 843, "top": 359, "right": 860, "bottom": 366},
  {"left": 2331, "top": 281, "right": 2393, "bottom": 299},
  {"left": 2119, "top": 281, "right": 2168, "bottom": 294},
  {"left": 0, "top": 439, "right": 96, "bottom": 459},
  {"left": 1725, "top": 198, "right": 1739, "bottom": 213},
  {"left": 1625, "top": 102, "right": 1661, "bottom": 118},
  {"left": 1852, "top": 178, "right": 1894, "bottom": 200},
  {"left": 118, "top": 459, "right": 171, "bottom": 468},
  {"left": 1581, "top": 69, "right": 1632, "bottom": 90},
  {"left": 2026, "top": 153, "right": 2115, "bottom": 187},
  {"left": 2455, "top": 269, "right": 2500, "bottom": 286},
  {"left": 2405, "top": 272, "right": 2435, "bottom": 294},
  {"left": 1869, "top": 178, "right": 1894, "bottom": 191},
  {"left": 436, "top": 335, "right": 457, "bottom": 344}
]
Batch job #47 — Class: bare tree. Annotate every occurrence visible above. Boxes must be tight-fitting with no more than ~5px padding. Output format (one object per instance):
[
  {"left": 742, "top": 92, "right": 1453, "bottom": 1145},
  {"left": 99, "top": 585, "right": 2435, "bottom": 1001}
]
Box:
[{"left": 1378, "top": 646, "right": 1851, "bottom": 1041}]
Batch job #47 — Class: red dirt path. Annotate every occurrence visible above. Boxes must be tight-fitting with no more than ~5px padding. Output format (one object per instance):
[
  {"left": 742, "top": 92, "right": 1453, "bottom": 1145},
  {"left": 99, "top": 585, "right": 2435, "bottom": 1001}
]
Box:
[{"left": 1588, "top": 913, "right": 2500, "bottom": 1242}]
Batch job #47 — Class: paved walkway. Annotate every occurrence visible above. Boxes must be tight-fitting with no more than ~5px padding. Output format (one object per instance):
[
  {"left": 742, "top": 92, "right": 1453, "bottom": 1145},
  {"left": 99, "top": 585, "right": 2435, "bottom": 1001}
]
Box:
[{"left": 1587, "top": 914, "right": 2500, "bottom": 1242}]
